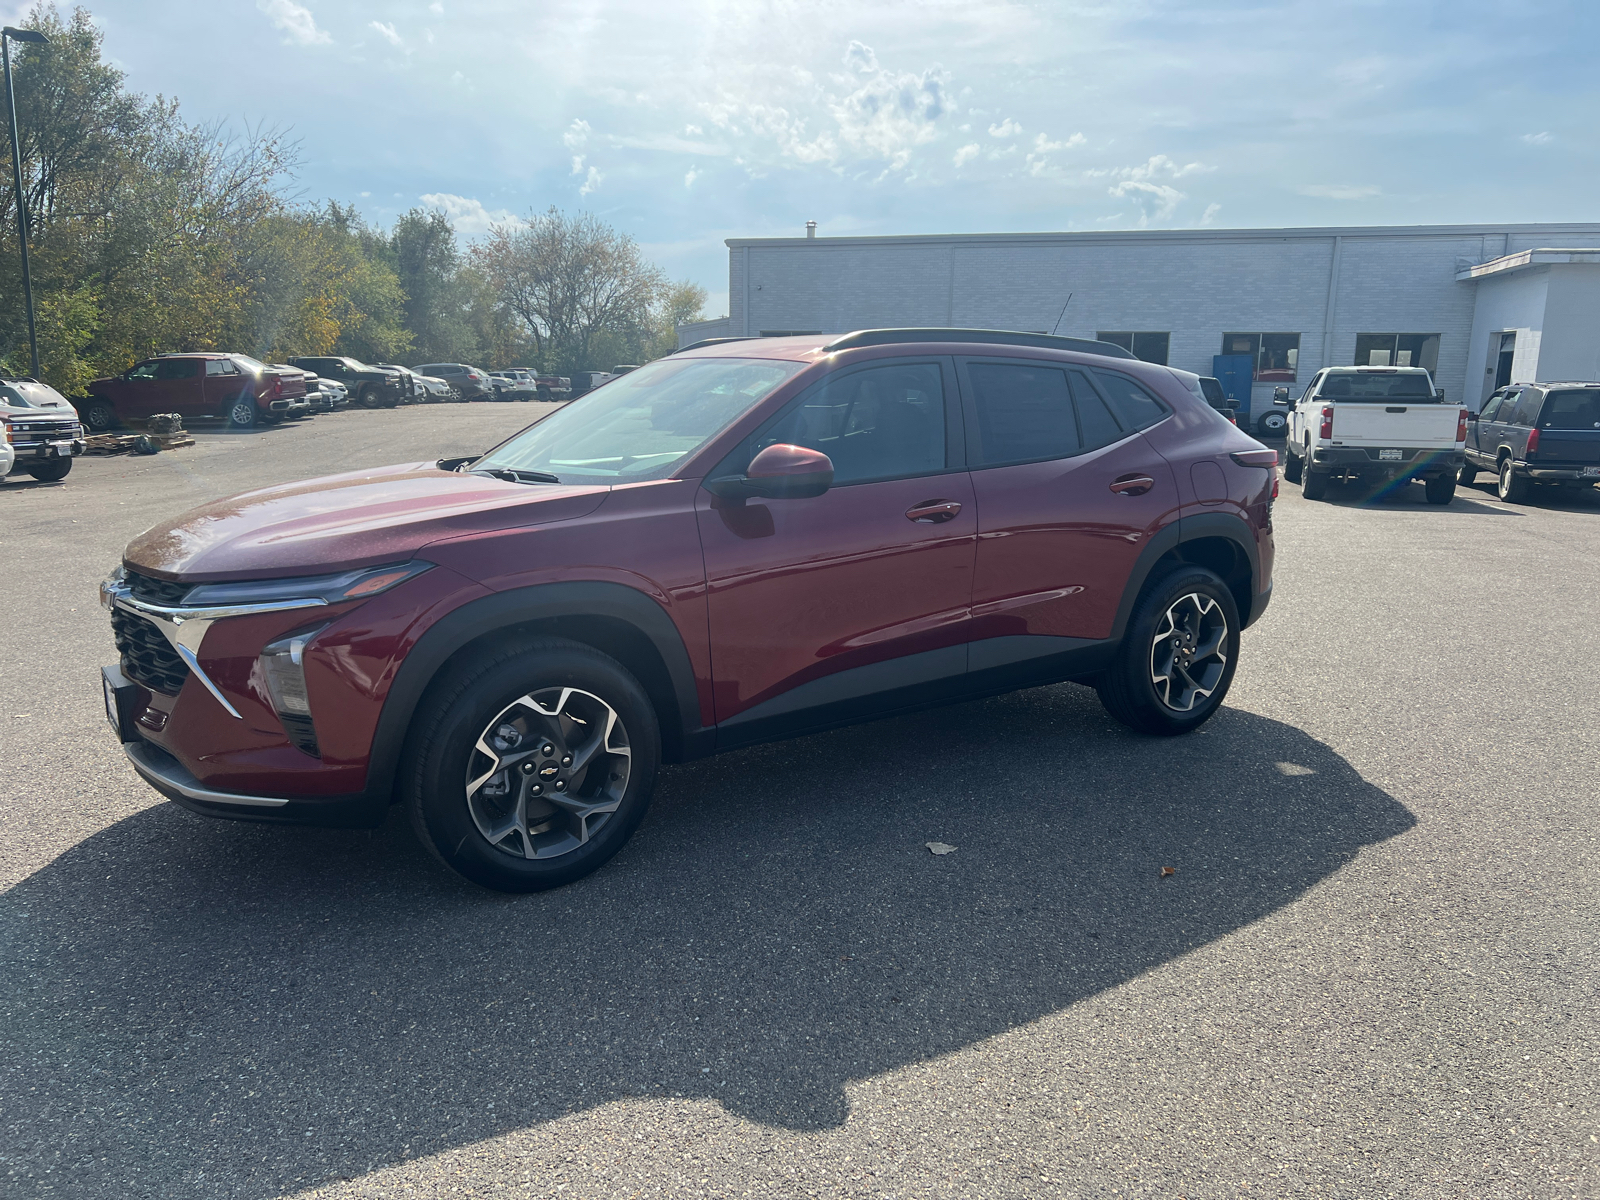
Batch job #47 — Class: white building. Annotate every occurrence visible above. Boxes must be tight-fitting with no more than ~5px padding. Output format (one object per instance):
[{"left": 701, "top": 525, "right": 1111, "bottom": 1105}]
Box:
[{"left": 683, "top": 223, "right": 1600, "bottom": 422}]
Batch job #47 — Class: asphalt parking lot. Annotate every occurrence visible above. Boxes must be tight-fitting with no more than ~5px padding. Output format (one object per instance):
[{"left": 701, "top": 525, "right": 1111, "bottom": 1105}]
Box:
[{"left": 2, "top": 405, "right": 1597, "bottom": 1200}]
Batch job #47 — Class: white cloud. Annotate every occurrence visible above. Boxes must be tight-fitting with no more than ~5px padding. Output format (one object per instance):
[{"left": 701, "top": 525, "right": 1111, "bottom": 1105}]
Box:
[
  {"left": 1200, "top": 202, "right": 1221, "bottom": 226},
  {"left": 1090, "top": 154, "right": 1210, "bottom": 181},
  {"left": 1521, "top": 131, "right": 1552, "bottom": 145},
  {"left": 563, "top": 119, "right": 591, "bottom": 150},
  {"left": 570, "top": 155, "right": 585, "bottom": 175},
  {"left": 830, "top": 49, "right": 951, "bottom": 169},
  {"left": 579, "top": 166, "right": 603, "bottom": 196},
  {"left": 358, "top": 190, "right": 371, "bottom": 198},
  {"left": 988, "top": 117, "right": 1021, "bottom": 138},
  {"left": 420, "top": 193, "right": 515, "bottom": 235},
  {"left": 843, "top": 40, "right": 879, "bottom": 73},
  {"left": 684, "top": 124, "right": 703, "bottom": 136},
  {"left": 369, "top": 20, "right": 401, "bottom": 47},
  {"left": 611, "top": 133, "right": 729, "bottom": 156},
  {"left": 1033, "top": 132, "right": 1084, "bottom": 153},
  {"left": 1108, "top": 180, "right": 1185, "bottom": 227},
  {"left": 953, "top": 142, "right": 980, "bottom": 167},
  {"left": 1297, "top": 183, "right": 1381, "bottom": 200},
  {"left": 428, "top": 0, "right": 441, "bottom": 10},
  {"left": 256, "top": 0, "right": 330, "bottom": 45},
  {"left": 684, "top": 166, "right": 700, "bottom": 188}
]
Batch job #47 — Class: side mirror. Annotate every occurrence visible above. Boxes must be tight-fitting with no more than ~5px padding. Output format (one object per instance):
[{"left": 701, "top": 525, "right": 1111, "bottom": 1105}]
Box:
[
  {"left": 707, "top": 443, "right": 834, "bottom": 500},
  {"left": 1435, "top": 389, "right": 1446, "bottom": 401},
  {"left": 1272, "top": 387, "right": 1290, "bottom": 406}
]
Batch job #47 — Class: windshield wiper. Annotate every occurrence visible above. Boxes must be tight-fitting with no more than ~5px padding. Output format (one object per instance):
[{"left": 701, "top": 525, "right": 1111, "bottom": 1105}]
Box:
[{"left": 470, "top": 467, "right": 562, "bottom": 484}]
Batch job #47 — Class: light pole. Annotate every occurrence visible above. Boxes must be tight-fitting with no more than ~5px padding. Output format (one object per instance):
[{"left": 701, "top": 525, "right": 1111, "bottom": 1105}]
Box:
[{"left": 3, "top": 25, "right": 49, "bottom": 380}]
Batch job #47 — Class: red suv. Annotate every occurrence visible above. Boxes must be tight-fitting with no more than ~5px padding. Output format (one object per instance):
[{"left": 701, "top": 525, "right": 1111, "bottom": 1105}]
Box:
[
  {"left": 82, "top": 353, "right": 309, "bottom": 431},
  {"left": 100, "top": 330, "right": 1276, "bottom": 892}
]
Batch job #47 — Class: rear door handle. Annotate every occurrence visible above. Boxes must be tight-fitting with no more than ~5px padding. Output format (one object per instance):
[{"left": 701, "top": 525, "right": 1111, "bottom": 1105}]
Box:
[
  {"left": 905, "top": 499, "right": 962, "bottom": 523},
  {"left": 1109, "top": 474, "right": 1155, "bottom": 496}
]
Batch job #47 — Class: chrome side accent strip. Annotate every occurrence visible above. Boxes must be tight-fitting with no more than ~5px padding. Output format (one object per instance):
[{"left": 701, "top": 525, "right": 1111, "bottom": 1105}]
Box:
[
  {"left": 101, "top": 581, "right": 327, "bottom": 721},
  {"left": 124, "top": 742, "right": 291, "bottom": 808}
]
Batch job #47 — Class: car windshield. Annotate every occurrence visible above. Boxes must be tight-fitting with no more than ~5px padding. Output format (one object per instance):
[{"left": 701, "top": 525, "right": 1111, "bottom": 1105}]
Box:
[
  {"left": 1318, "top": 372, "right": 1436, "bottom": 401},
  {"left": 1539, "top": 390, "right": 1600, "bottom": 430},
  {"left": 474, "top": 357, "right": 805, "bottom": 484},
  {"left": 233, "top": 355, "right": 267, "bottom": 373},
  {"left": 0, "top": 380, "right": 68, "bottom": 407}
]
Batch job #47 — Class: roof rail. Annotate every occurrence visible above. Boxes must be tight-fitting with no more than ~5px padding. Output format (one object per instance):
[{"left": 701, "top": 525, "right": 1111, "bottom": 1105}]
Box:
[
  {"left": 821, "top": 328, "right": 1138, "bottom": 359},
  {"left": 673, "top": 336, "right": 763, "bottom": 354}
]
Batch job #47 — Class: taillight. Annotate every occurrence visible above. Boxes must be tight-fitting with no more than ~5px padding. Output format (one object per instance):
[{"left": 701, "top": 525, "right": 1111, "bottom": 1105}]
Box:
[
  {"left": 1455, "top": 409, "right": 1468, "bottom": 442},
  {"left": 1526, "top": 428, "right": 1540, "bottom": 457},
  {"left": 272, "top": 376, "right": 284, "bottom": 397},
  {"left": 1319, "top": 406, "right": 1334, "bottom": 439},
  {"left": 1272, "top": 470, "right": 1280, "bottom": 500}
]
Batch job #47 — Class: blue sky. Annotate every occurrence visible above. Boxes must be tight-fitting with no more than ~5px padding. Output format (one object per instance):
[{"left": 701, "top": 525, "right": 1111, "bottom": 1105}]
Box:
[{"left": 27, "top": 0, "right": 1599, "bottom": 316}]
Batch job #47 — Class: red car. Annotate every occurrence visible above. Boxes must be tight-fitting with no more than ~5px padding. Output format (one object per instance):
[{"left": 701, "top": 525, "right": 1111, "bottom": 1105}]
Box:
[
  {"left": 81, "top": 353, "right": 309, "bottom": 431},
  {"left": 100, "top": 330, "right": 1276, "bottom": 892}
]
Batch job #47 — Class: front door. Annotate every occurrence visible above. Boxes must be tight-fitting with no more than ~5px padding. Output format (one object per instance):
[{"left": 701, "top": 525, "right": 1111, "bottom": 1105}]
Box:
[
  {"left": 126, "top": 358, "right": 203, "bottom": 419},
  {"left": 1471, "top": 389, "right": 1508, "bottom": 462},
  {"left": 697, "top": 358, "right": 976, "bottom": 743},
  {"left": 959, "top": 358, "right": 1179, "bottom": 670}
]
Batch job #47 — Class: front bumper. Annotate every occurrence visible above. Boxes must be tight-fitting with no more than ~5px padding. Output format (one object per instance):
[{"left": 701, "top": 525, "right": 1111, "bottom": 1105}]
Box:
[
  {"left": 6, "top": 434, "right": 86, "bottom": 470},
  {"left": 1310, "top": 447, "right": 1462, "bottom": 476},
  {"left": 123, "top": 738, "right": 386, "bottom": 827}
]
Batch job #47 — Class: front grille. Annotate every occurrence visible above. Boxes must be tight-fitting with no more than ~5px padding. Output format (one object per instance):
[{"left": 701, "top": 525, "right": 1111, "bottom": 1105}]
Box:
[
  {"left": 126, "top": 570, "right": 191, "bottom": 607},
  {"left": 111, "top": 607, "right": 189, "bottom": 695},
  {"left": 8, "top": 419, "right": 81, "bottom": 441}
]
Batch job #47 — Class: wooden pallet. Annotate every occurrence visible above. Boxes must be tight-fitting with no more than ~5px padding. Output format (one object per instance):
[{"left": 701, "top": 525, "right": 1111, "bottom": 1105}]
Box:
[{"left": 83, "top": 432, "right": 196, "bottom": 456}]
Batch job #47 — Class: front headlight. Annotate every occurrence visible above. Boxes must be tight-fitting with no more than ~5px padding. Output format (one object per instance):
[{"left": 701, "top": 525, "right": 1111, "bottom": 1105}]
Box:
[{"left": 181, "top": 561, "right": 432, "bottom": 608}]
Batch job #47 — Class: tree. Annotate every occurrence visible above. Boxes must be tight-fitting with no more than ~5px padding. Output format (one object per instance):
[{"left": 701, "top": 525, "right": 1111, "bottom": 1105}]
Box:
[
  {"left": 390, "top": 208, "right": 478, "bottom": 363},
  {"left": 472, "top": 207, "right": 664, "bottom": 376}
]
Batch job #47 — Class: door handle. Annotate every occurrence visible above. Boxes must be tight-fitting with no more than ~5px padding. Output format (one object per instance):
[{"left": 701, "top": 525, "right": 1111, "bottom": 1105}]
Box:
[
  {"left": 905, "top": 499, "right": 962, "bottom": 523},
  {"left": 1109, "top": 474, "right": 1155, "bottom": 496}
]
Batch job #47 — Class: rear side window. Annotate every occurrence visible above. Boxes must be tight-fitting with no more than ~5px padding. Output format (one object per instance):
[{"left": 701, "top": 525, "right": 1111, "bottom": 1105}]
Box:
[
  {"left": 1318, "top": 372, "right": 1435, "bottom": 401},
  {"left": 1538, "top": 390, "right": 1600, "bottom": 430},
  {"left": 967, "top": 362, "right": 1080, "bottom": 464},
  {"left": 1509, "top": 391, "right": 1542, "bottom": 427},
  {"left": 754, "top": 361, "right": 947, "bottom": 486},
  {"left": 1069, "top": 370, "right": 1125, "bottom": 450},
  {"left": 154, "top": 358, "right": 200, "bottom": 380},
  {"left": 1091, "top": 369, "right": 1169, "bottom": 430}
]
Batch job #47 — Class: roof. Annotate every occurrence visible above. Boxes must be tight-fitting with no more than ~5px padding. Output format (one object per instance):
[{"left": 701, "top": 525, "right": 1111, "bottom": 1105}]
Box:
[
  {"left": 728, "top": 222, "right": 1600, "bottom": 250},
  {"left": 1454, "top": 247, "right": 1600, "bottom": 281},
  {"left": 1323, "top": 365, "right": 1433, "bottom": 373}
]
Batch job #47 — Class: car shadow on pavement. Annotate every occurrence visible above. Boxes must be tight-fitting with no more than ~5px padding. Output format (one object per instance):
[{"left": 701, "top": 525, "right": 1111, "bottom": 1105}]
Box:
[{"left": 1, "top": 685, "right": 1414, "bottom": 1197}]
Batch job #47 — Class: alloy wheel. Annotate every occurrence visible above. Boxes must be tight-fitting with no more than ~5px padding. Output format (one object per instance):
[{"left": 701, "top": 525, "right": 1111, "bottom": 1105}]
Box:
[
  {"left": 1149, "top": 592, "right": 1229, "bottom": 712},
  {"left": 465, "top": 686, "right": 632, "bottom": 860},
  {"left": 230, "top": 399, "right": 256, "bottom": 426}
]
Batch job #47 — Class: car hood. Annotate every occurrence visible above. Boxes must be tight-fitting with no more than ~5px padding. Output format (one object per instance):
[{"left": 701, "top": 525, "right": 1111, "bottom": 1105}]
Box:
[{"left": 123, "top": 462, "right": 609, "bottom": 582}]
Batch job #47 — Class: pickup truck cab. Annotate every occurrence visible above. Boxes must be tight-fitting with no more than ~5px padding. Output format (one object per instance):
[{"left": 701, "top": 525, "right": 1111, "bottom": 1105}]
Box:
[
  {"left": 83, "top": 353, "right": 309, "bottom": 431},
  {"left": 1279, "top": 366, "right": 1465, "bottom": 504},
  {"left": 1463, "top": 382, "right": 1600, "bottom": 503}
]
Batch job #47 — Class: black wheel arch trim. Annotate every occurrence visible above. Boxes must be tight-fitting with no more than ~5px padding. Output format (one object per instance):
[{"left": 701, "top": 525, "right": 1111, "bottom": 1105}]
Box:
[
  {"left": 1109, "top": 513, "right": 1264, "bottom": 642},
  {"left": 363, "top": 581, "right": 712, "bottom": 806}
]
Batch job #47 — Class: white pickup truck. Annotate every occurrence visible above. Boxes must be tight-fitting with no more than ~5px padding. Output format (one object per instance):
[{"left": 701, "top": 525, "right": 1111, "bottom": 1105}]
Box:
[{"left": 1277, "top": 366, "right": 1467, "bottom": 504}]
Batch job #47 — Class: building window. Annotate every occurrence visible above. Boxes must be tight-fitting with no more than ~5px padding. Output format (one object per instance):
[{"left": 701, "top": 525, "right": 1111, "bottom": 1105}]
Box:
[
  {"left": 1096, "top": 332, "right": 1170, "bottom": 365},
  {"left": 1354, "top": 333, "right": 1440, "bottom": 372},
  {"left": 1222, "top": 333, "right": 1300, "bottom": 382}
]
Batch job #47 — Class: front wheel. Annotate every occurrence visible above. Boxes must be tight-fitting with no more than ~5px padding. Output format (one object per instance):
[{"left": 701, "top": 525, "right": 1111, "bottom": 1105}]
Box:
[
  {"left": 27, "top": 457, "right": 72, "bottom": 482},
  {"left": 406, "top": 638, "right": 660, "bottom": 893},
  {"left": 1281, "top": 443, "right": 1304, "bottom": 484},
  {"left": 358, "top": 385, "right": 384, "bottom": 409},
  {"left": 1095, "top": 566, "right": 1240, "bottom": 736}
]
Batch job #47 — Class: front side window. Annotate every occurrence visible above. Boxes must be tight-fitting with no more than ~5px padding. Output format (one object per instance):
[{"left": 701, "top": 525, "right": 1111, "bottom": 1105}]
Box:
[
  {"left": 1539, "top": 389, "right": 1600, "bottom": 430},
  {"left": 1479, "top": 390, "right": 1508, "bottom": 422},
  {"left": 743, "top": 361, "right": 947, "bottom": 485},
  {"left": 477, "top": 356, "right": 805, "bottom": 485},
  {"left": 1354, "top": 333, "right": 1440, "bottom": 372},
  {"left": 1097, "top": 332, "right": 1170, "bottom": 365},
  {"left": 127, "top": 362, "right": 158, "bottom": 380},
  {"left": 1223, "top": 333, "right": 1300, "bottom": 382}
]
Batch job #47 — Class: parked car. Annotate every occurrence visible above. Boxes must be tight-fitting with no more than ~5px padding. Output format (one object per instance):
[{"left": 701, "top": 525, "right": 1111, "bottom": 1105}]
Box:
[
  {"left": 267, "top": 365, "right": 317, "bottom": 419},
  {"left": 1463, "top": 381, "right": 1600, "bottom": 503},
  {"left": 414, "top": 362, "right": 494, "bottom": 401},
  {"left": 375, "top": 364, "right": 428, "bottom": 404},
  {"left": 305, "top": 375, "right": 349, "bottom": 412},
  {"left": 533, "top": 372, "right": 572, "bottom": 401},
  {"left": 82, "top": 354, "right": 309, "bottom": 431},
  {"left": 1198, "top": 376, "right": 1238, "bottom": 425},
  {"left": 285, "top": 357, "right": 405, "bottom": 409},
  {"left": 488, "top": 372, "right": 537, "bottom": 402},
  {"left": 100, "top": 328, "right": 1275, "bottom": 893},
  {"left": 410, "top": 370, "right": 457, "bottom": 402},
  {"left": 3, "top": 376, "right": 86, "bottom": 481},
  {"left": 1278, "top": 366, "right": 1464, "bottom": 503}
]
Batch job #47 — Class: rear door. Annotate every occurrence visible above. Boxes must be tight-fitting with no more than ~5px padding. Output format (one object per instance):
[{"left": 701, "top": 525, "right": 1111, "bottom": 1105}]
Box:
[
  {"left": 960, "top": 357, "right": 1178, "bottom": 662},
  {"left": 697, "top": 357, "right": 976, "bottom": 740},
  {"left": 1533, "top": 388, "right": 1600, "bottom": 469},
  {"left": 202, "top": 357, "right": 250, "bottom": 415},
  {"left": 1504, "top": 388, "right": 1541, "bottom": 460}
]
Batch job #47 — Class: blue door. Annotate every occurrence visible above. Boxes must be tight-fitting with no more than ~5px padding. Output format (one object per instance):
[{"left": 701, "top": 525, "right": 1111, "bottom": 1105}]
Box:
[{"left": 1212, "top": 354, "right": 1255, "bottom": 423}]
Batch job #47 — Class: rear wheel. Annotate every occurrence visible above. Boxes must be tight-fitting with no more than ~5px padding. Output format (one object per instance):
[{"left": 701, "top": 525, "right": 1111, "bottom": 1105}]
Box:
[
  {"left": 228, "top": 397, "right": 258, "bottom": 428},
  {"left": 1497, "top": 459, "right": 1529, "bottom": 504},
  {"left": 1424, "top": 474, "right": 1456, "bottom": 505},
  {"left": 406, "top": 638, "right": 660, "bottom": 893},
  {"left": 1301, "top": 466, "right": 1329, "bottom": 500},
  {"left": 1281, "top": 443, "right": 1304, "bottom": 484},
  {"left": 1458, "top": 461, "right": 1477, "bottom": 486},
  {"left": 1095, "top": 566, "right": 1239, "bottom": 736}
]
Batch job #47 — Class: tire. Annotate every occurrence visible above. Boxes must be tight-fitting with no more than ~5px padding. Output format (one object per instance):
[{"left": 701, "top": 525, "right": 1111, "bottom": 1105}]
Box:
[
  {"left": 1301, "top": 467, "right": 1329, "bottom": 500},
  {"left": 538, "top": 385, "right": 553, "bottom": 402},
  {"left": 1281, "top": 443, "right": 1304, "bottom": 484},
  {"left": 358, "top": 385, "right": 383, "bottom": 409},
  {"left": 1424, "top": 474, "right": 1456, "bottom": 505},
  {"left": 80, "top": 400, "right": 117, "bottom": 431},
  {"left": 1458, "top": 461, "right": 1478, "bottom": 486},
  {"left": 228, "top": 397, "right": 258, "bottom": 428},
  {"left": 1497, "top": 459, "right": 1530, "bottom": 504},
  {"left": 1256, "top": 411, "right": 1288, "bottom": 438},
  {"left": 27, "top": 457, "right": 72, "bottom": 482},
  {"left": 1095, "top": 565, "right": 1241, "bottom": 736},
  {"left": 406, "top": 637, "right": 660, "bottom": 893}
]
